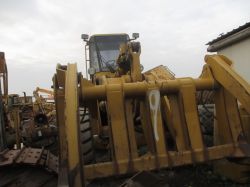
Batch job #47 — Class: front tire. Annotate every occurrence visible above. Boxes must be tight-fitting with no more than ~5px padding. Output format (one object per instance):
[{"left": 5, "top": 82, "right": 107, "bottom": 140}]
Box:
[{"left": 79, "top": 108, "right": 94, "bottom": 164}]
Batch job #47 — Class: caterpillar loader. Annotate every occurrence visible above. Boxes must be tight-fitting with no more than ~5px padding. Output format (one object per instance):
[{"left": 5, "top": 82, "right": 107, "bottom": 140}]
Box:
[{"left": 53, "top": 33, "right": 250, "bottom": 187}]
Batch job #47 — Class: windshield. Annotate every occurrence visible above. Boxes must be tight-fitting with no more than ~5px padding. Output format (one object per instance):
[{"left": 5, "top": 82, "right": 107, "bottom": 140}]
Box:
[{"left": 89, "top": 35, "right": 129, "bottom": 72}]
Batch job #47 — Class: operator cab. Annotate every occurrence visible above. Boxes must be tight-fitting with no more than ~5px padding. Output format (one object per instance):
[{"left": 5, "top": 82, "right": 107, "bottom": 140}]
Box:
[{"left": 81, "top": 33, "right": 139, "bottom": 77}]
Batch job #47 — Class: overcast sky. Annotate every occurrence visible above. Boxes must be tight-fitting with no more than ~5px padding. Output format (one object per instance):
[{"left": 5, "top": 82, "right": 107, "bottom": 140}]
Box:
[{"left": 0, "top": 0, "right": 249, "bottom": 95}]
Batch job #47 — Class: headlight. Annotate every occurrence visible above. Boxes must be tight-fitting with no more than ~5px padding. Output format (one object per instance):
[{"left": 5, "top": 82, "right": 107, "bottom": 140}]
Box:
[{"left": 88, "top": 67, "right": 96, "bottom": 75}]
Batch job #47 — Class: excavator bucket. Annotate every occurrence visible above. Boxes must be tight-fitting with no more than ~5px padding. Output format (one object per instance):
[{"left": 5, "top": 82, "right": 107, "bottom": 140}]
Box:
[{"left": 54, "top": 54, "right": 250, "bottom": 186}]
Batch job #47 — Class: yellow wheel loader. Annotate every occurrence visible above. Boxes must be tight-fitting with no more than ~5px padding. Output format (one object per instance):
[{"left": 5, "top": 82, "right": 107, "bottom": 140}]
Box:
[{"left": 53, "top": 33, "right": 250, "bottom": 187}]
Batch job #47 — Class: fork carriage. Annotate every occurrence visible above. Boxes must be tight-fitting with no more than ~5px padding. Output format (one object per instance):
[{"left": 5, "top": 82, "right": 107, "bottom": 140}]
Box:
[{"left": 54, "top": 54, "right": 250, "bottom": 186}]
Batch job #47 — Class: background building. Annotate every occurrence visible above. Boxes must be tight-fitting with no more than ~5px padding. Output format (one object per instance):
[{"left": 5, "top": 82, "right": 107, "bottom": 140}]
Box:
[{"left": 207, "top": 22, "right": 250, "bottom": 83}]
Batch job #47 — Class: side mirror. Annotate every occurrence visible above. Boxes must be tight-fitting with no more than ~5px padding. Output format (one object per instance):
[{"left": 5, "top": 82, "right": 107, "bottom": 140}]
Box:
[
  {"left": 140, "top": 64, "right": 144, "bottom": 72},
  {"left": 81, "top": 34, "right": 89, "bottom": 41},
  {"left": 132, "top": 33, "right": 139, "bottom": 39}
]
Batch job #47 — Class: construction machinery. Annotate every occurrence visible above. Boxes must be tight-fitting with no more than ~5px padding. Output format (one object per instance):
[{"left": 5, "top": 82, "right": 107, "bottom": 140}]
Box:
[
  {"left": 7, "top": 90, "right": 56, "bottom": 150},
  {"left": 53, "top": 33, "right": 250, "bottom": 187},
  {"left": 0, "top": 62, "right": 57, "bottom": 150},
  {"left": 0, "top": 52, "right": 8, "bottom": 151},
  {"left": 0, "top": 52, "right": 58, "bottom": 187}
]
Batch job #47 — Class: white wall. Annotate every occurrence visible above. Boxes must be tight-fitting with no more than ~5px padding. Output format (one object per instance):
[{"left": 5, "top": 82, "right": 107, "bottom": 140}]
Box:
[{"left": 217, "top": 38, "right": 250, "bottom": 83}]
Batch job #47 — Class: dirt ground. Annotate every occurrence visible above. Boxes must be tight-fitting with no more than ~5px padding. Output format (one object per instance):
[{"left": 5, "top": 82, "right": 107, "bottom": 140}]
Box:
[
  {"left": 0, "top": 163, "right": 249, "bottom": 187},
  {"left": 87, "top": 163, "right": 250, "bottom": 187}
]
